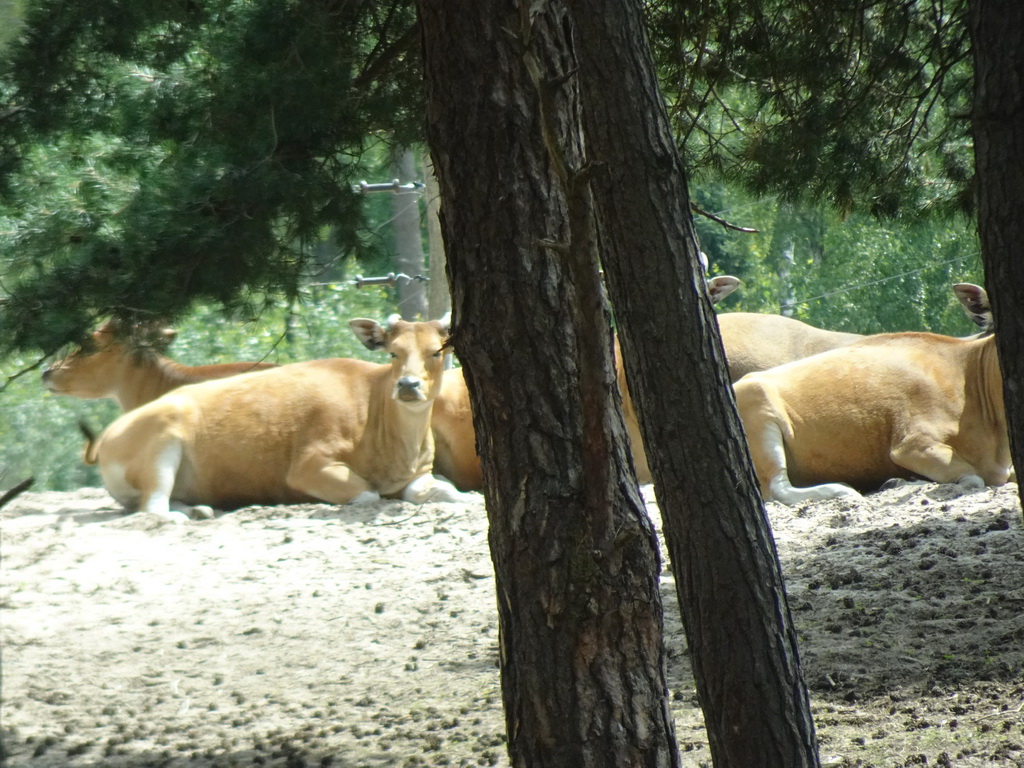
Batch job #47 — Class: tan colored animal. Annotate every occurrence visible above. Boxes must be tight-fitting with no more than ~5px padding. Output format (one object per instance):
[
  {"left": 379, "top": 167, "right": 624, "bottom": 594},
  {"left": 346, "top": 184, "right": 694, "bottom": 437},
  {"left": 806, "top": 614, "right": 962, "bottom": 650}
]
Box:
[
  {"left": 430, "top": 366, "right": 483, "bottom": 492},
  {"left": 44, "top": 317, "right": 479, "bottom": 492},
  {"left": 431, "top": 275, "right": 745, "bottom": 492},
  {"left": 716, "top": 314, "right": 864, "bottom": 381},
  {"left": 615, "top": 275, "right": 742, "bottom": 482},
  {"left": 82, "top": 316, "right": 467, "bottom": 520},
  {"left": 717, "top": 282, "right": 993, "bottom": 382},
  {"left": 43, "top": 319, "right": 276, "bottom": 410},
  {"left": 616, "top": 282, "right": 993, "bottom": 484},
  {"left": 734, "top": 329, "right": 1010, "bottom": 505}
]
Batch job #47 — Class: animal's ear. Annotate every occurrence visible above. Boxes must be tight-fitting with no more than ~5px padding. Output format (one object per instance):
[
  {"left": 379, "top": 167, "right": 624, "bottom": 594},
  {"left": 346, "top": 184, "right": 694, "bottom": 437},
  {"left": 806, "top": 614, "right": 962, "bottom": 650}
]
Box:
[
  {"left": 349, "top": 318, "right": 387, "bottom": 350},
  {"left": 707, "top": 275, "right": 741, "bottom": 305},
  {"left": 155, "top": 327, "right": 177, "bottom": 351},
  {"left": 952, "top": 283, "right": 993, "bottom": 332},
  {"left": 698, "top": 251, "right": 709, "bottom": 273},
  {"left": 432, "top": 312, "right": 452, "bottom": 338},
  {"left": 89, "top": 320, "right": 120, "bottom": 350}
]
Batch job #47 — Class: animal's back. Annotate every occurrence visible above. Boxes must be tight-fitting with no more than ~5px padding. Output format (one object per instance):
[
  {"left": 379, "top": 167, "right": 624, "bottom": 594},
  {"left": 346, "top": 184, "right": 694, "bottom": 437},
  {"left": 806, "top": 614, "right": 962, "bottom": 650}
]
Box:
[{"left": 718, "top": 312, "right": 863, "bottom": 381}]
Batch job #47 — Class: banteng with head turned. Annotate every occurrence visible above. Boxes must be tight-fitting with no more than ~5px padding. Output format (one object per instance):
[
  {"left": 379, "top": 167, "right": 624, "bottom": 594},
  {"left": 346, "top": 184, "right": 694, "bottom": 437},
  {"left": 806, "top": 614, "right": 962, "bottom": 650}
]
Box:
[{"left": 43, "top": 319, "right": 276, "bottom": 410}]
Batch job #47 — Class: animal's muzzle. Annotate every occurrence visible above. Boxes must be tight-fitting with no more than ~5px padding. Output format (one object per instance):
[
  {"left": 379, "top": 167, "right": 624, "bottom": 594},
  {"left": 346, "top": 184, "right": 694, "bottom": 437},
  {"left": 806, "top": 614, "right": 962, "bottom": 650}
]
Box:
[{"left": 395, "top": 376, "right": 425, "bottom": 401}]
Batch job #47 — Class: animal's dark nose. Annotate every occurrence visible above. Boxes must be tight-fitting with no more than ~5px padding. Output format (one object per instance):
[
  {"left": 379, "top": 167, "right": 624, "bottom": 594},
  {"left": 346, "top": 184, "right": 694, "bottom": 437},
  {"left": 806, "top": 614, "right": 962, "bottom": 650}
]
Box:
[
  {"left": 397, "top": 376, "right": 421, "bottom": 391},
  {"left": 41, "top": 368, "right": 52, "bottom": 381}
]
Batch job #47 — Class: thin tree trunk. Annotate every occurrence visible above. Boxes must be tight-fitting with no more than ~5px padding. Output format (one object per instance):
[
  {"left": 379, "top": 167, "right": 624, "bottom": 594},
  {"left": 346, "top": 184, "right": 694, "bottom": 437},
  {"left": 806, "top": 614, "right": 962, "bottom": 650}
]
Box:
[
  {"left": 391, "top": 147, "right": 428, "bottom": 320},
  {"left": 566, "top": 1, "right": 821, "bottom": 765},
  {"left": 417, "top": 1, "right": 679, "bottom": 765},
  {"left": 968, "top": 0, "right": 1024, "bottom": 519},
  {"left": 768, "top": 202, "right": 799, "bottom": 316}
]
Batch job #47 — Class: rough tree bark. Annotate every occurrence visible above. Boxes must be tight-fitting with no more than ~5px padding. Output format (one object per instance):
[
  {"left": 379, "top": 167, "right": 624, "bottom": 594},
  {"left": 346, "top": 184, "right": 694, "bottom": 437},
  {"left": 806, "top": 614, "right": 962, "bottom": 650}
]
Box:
[
  {"left": 417, "top": 1, "right": 679, "bottom": 766},
  {"left": 567, "top": 1, "right": 821, "bottom": 765},
  {"left": 422, "top": 153, "right": 451, "bottom": 320},
  {"left": 969, "top": 0, "right": 1024, "bottom": 519}
]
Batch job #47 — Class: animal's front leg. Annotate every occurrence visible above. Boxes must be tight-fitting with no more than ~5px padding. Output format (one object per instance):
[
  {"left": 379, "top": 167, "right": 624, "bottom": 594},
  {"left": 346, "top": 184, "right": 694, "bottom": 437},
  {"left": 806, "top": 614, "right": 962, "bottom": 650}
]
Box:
[
  {"left": 286, "top": 454, "right": 380, "bottom": 505},
  {"left": 890, "top": 435, "right": 984, "bottom": 487}
]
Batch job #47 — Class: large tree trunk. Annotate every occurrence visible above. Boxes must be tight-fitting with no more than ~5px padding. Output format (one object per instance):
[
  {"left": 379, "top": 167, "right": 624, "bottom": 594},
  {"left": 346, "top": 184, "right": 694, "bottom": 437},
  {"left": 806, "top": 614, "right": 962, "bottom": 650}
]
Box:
[
  {"left": 417, "top": 2, "right": 679, "bottom": 766},
  {"left": 567, "top": 1, "right": 821, "bottom": 765},
  {"left": 969, "top": 0, "right": 1024, "bottom": 519}
]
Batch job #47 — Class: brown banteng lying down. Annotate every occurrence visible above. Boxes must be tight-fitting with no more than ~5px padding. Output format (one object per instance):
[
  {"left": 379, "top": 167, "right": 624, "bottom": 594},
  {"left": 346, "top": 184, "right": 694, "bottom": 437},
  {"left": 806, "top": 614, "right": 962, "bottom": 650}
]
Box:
[
  {"left": 82, "top": 316, "right": 467, "bottom": 521},
  {"left": 618, "top": 282, "right": 992, "bottom": 485},
  {"left": 42, "top": 317, "right": 481, "bottom": 494},
  {"left": 733, "top": 330, "right": 1011, "bottom": 505},
  {"left": 716, "top": 314, "right": 864, "bottom": 382},
  {"left": 42, "top": 319, "right": 276, "bottom": 410},
  {"left": 430, "top": 366, "right": 483, "bottom": 492}
]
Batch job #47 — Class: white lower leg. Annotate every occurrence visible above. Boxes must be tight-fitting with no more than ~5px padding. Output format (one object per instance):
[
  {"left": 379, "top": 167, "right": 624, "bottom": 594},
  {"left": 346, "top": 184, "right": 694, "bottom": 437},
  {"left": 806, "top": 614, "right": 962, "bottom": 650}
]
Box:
[{"left": 402, "top": 473, "right": 469, "bottom": 504}]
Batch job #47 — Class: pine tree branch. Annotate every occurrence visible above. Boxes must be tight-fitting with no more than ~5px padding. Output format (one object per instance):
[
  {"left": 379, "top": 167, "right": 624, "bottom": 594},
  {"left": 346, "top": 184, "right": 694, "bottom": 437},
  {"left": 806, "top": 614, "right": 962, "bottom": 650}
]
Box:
[
  {"left": 689, "top": 202, "right": 759, "bottom": 233},
  {"left": 354, "top": 22, "right": 419, "bottom": 92}
]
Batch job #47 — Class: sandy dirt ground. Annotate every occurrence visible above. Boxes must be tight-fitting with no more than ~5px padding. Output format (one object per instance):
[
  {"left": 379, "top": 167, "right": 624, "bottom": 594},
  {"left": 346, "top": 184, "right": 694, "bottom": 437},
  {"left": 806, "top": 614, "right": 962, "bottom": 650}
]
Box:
[{"left": 2, "top": 481, "right": 1023, "bottom": 768}]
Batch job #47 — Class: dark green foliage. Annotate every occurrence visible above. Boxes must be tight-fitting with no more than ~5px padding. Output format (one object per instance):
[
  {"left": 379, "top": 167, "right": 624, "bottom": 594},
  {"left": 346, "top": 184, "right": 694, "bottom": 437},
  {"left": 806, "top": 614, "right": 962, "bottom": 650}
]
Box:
[
  {"left": 650, "top": 0, "right": 973, "bottom": 218},
  {"left": 0, "top": 0, "right": 987, "bottom": 363},
  {"left": 690, "top": 180, "right": 984, "bottom": 336},
  {"left": 0, "top": 0, "right": 421, "bottom": 354}
]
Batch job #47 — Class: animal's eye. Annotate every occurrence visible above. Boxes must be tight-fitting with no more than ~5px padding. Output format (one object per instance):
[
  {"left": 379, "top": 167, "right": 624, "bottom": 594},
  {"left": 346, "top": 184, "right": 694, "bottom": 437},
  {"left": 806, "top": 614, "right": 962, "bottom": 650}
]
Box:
[
  {"left": 432, "top": 350, "right": 443, "bottom": 358},
  {"left": 390, "top": 352, "right": 398, "bottom": 359}
]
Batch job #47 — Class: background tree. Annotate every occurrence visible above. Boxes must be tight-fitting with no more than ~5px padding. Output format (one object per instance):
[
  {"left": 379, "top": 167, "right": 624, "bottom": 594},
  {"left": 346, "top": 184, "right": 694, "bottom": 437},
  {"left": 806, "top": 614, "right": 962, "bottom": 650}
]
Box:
[
  {"left": 649, "top": 0, "right": 973, "bottom": 218},
  {"left": 418, "top": 1, "right": 679, "bottom": 764},
  {"left": 0, "top": 0, "right": 987, "bottom": 359},
  {"left": 388, "top": 147, "right": 429, "bottom": 319},
  {"left": 0, "top": 0, "right": 423, "bottom": 353}
]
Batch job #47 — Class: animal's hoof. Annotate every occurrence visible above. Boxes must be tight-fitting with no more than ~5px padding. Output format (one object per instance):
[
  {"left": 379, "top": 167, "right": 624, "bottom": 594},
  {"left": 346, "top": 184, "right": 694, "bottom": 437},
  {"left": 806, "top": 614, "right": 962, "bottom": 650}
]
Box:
[
  {"left": 349, "top": 490, "right": 382, "bottom": 505},
  {"left": 954, "top": 475, "right": 985, "bottom": 491},
  {"left": 190, "top": 505, "right": 215, "bottom": 520},
  {"left": 153, "top": 510, "right": 190, "bottom": 524},
  {"left": 426, "top": 489, "right": 470, "bottom": 503}
]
